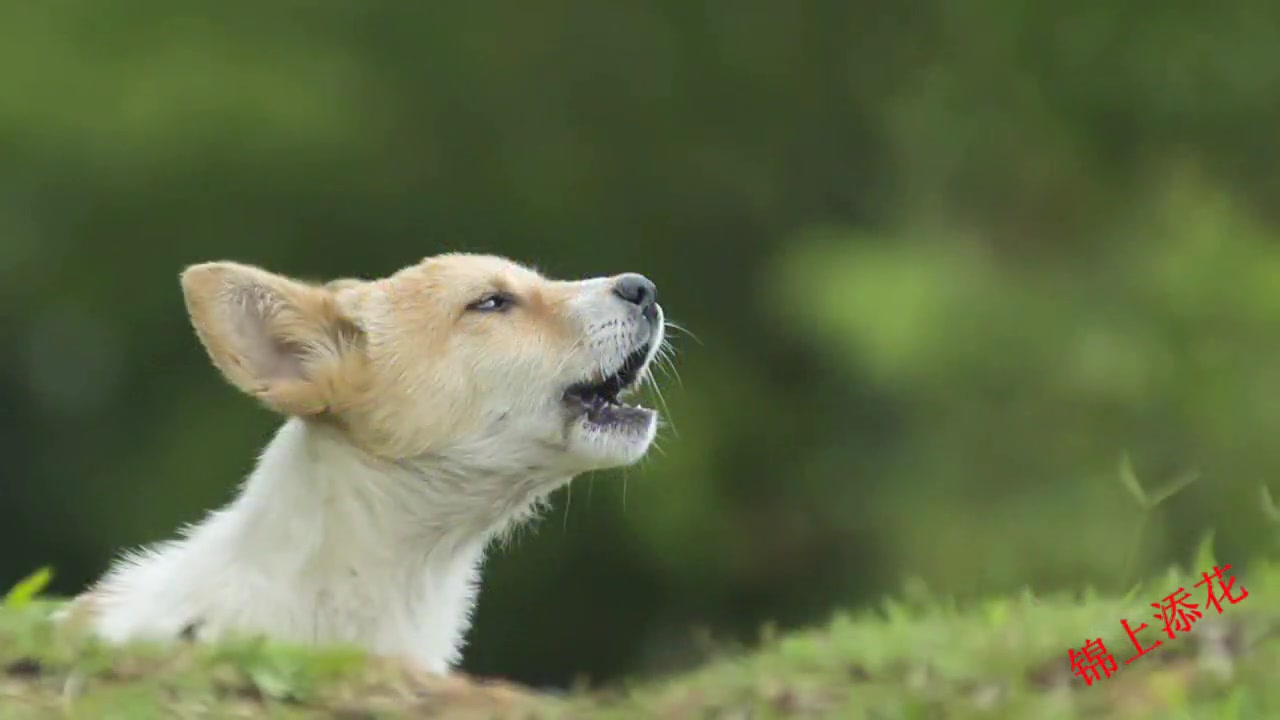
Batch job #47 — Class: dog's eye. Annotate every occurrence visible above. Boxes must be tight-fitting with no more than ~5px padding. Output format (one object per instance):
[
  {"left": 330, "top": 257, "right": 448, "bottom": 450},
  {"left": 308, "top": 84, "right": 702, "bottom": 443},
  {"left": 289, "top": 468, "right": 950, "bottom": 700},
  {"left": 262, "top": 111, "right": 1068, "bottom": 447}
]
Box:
[{"left": 468, "top": 292, "right": 515, "bottom": 313}]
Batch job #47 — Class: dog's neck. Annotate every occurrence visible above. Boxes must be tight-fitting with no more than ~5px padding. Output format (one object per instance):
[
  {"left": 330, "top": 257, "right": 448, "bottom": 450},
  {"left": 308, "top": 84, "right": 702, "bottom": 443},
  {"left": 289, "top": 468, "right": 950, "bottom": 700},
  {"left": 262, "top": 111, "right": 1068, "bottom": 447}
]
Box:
[
  {"left": 88, "top": 417, "right": 572, "bottom": 673},
  {"left": 236, "top": 417, "right": 565, "bottom": 553}
]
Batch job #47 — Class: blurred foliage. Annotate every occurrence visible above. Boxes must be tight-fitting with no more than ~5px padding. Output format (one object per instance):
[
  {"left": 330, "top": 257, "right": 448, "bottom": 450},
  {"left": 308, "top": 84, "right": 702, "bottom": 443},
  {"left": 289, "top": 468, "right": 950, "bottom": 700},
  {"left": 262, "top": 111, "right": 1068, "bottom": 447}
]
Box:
[{"left": 2, "top": 0, "right": 1280, "bottom": 690}]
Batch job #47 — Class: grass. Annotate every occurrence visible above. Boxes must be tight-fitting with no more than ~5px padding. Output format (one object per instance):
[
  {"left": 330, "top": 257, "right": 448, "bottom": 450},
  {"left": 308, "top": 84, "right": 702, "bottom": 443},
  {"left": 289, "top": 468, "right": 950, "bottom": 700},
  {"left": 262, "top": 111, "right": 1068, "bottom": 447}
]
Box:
[{"left": 2, "top": 550, "right": 1279, "bottom": 719}]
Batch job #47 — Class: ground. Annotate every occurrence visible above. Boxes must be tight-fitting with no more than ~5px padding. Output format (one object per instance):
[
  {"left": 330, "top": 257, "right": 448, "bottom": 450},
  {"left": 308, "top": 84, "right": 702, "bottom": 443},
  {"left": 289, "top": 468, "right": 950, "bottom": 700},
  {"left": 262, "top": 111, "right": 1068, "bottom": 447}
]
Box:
[{"left": 2, "top": 552, "right": 1277, "bottom": 719}]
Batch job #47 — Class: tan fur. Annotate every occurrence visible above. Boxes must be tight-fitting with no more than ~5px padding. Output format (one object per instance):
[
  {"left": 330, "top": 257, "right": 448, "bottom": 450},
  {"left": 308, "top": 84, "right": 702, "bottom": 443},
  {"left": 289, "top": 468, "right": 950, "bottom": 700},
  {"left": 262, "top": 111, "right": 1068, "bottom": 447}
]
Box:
[
  {"left": 181, "top": 262, "right": 372, "bottom": 417},
  {"left": 179, "top": 254, "right": 596, "bottom": 456}
]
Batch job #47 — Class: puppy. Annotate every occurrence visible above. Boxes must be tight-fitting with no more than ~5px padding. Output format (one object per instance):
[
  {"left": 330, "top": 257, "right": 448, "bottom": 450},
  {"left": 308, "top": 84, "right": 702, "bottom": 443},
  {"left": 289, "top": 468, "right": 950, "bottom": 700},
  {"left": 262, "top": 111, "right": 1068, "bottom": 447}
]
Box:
[{"left": 74, "top": 254, "right": 666, "bottom": 674}]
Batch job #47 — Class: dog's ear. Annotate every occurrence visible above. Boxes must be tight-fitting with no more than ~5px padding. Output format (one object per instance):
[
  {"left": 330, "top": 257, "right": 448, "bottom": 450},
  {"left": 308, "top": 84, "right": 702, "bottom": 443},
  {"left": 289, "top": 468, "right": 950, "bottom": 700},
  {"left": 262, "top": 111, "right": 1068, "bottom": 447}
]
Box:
[{"left": 180, "top": 262, "right": 369, "bottom": 416}]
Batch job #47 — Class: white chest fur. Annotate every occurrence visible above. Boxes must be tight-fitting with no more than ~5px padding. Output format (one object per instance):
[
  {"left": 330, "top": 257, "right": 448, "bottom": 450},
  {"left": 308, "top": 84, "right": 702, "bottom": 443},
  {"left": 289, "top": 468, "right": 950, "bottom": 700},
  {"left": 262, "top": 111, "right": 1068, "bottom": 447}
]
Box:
[{"left": 88, "top": 418, "right": 561, "bottom": 674}]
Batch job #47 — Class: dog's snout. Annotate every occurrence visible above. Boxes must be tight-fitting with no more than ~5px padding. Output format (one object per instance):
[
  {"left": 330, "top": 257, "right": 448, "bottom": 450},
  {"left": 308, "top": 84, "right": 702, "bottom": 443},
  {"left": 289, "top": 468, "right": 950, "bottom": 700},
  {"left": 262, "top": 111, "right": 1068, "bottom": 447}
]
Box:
[{"left": 612, "top": 274, "right": 656, "bottom": 310}]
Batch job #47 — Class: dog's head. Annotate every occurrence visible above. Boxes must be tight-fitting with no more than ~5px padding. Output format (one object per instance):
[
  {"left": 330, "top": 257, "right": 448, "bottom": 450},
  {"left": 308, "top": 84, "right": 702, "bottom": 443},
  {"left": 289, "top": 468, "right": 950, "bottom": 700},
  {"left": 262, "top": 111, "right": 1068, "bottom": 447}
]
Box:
[{"left": 180, "top": 253, "right": 665, "bottom": 474}]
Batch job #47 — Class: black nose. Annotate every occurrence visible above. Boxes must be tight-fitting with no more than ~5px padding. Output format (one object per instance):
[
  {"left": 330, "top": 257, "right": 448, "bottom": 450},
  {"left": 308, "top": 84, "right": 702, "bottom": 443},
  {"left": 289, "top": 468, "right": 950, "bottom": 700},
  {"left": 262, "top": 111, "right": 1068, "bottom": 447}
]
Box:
[{"left": 612, "top": 273, "right": 657, "bottom": 309}]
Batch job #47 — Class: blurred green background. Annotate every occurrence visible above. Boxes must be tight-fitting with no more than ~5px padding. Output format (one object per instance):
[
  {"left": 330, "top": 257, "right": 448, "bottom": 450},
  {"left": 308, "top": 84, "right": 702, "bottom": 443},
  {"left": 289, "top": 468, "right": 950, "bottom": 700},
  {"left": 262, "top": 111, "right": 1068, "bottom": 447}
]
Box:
[{"left": 3, "top": 0, "right": 1279, "bottom": 691}]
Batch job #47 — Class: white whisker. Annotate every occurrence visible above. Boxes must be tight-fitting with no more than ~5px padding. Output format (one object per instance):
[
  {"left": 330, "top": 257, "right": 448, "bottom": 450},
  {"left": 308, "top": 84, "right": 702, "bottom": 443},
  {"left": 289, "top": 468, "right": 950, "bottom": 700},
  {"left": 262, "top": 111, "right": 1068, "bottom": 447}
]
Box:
[
  {"left": 563, "top": 478, "right": 572, "bottom": 532},
  {"left": 647, "top": 372, "right": 677, "bottom": 438},
  {"left": 664, "top": 319, "right": 703, "bottom": 346},
  {"left": 553, "top": 338, "right": 586, "bottom": 377}
]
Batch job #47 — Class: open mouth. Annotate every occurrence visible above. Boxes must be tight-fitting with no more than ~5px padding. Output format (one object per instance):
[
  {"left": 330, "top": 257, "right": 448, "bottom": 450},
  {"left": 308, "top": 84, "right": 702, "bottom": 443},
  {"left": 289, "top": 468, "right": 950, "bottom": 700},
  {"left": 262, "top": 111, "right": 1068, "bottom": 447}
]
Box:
[{"left": 562, "top": 343, "right": 654, "bottom": 429}]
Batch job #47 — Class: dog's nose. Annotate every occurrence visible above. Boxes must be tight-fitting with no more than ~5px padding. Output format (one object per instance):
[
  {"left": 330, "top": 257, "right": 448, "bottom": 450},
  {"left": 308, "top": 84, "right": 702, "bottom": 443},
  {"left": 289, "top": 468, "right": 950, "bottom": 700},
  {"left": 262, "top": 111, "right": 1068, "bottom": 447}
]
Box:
[{"left": 612, "top": 273, "right": 657, "bottom": 309}]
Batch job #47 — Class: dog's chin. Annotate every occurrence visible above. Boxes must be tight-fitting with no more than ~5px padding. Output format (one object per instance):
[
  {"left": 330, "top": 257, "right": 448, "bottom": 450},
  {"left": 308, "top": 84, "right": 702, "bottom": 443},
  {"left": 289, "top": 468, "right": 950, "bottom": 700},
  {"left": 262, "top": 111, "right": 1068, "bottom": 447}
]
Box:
[{"left": 564, "top": 405, "right": 658, "bottom": 469}]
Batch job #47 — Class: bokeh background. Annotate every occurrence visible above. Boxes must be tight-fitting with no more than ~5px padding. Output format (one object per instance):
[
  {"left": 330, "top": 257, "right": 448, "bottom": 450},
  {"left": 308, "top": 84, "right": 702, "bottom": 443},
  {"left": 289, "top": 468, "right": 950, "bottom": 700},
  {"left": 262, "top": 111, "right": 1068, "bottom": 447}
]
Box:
[{"left": 3, "top": 1, "right": 1279, "bottom": 690}]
